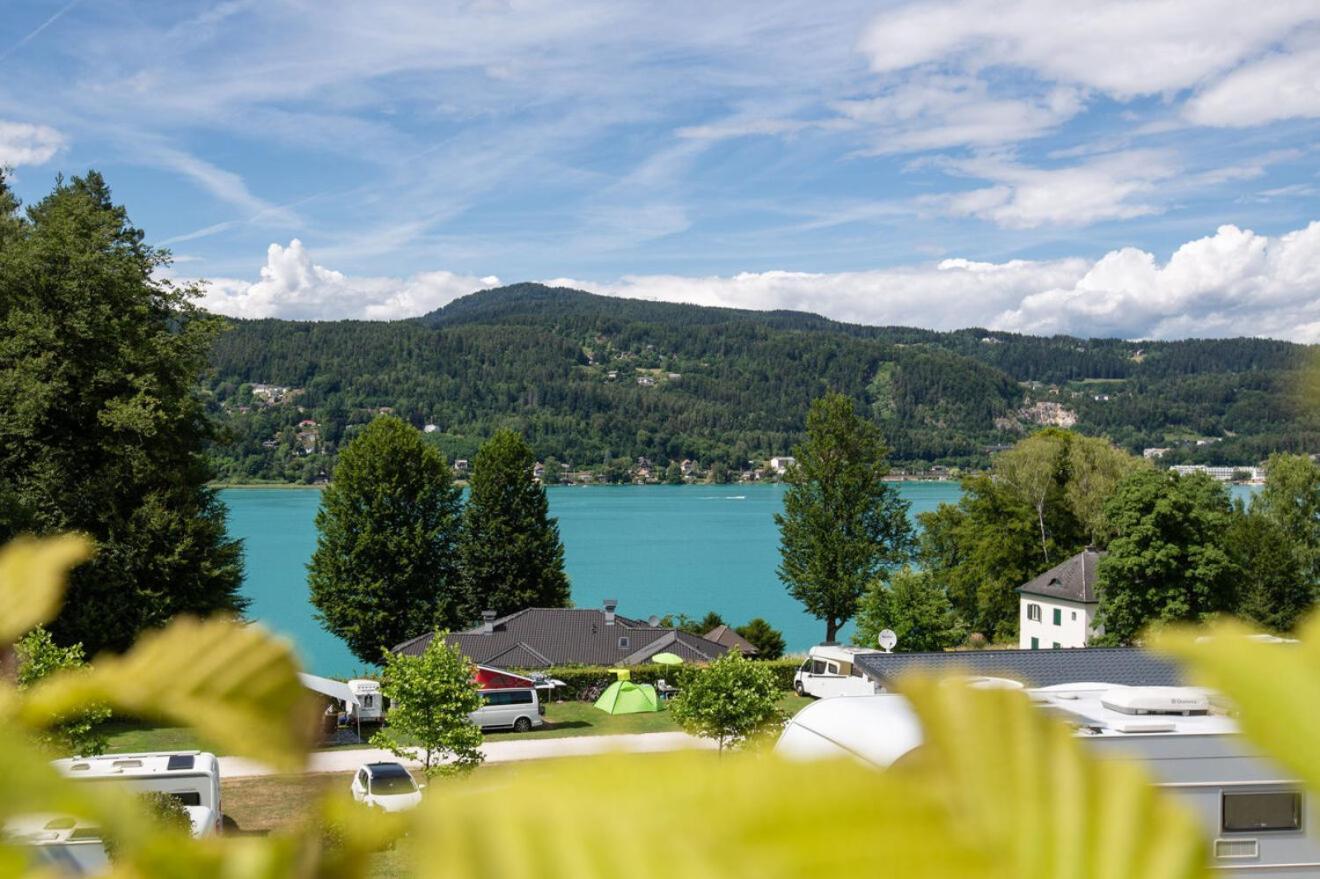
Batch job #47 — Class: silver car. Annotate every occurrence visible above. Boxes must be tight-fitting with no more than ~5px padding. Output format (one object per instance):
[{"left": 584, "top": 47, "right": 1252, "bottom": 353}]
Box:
[{"left": 350, "top": 762, "right": 422, "bottom": 812}]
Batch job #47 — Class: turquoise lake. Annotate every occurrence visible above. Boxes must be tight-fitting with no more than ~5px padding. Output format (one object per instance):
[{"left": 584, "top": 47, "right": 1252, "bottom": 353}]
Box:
[
  {"left": 222, "top": 482, "right": 963, "bottom": 676},
  {"left": 223, "top": 481, "right": 1259, "bottom": 677}
]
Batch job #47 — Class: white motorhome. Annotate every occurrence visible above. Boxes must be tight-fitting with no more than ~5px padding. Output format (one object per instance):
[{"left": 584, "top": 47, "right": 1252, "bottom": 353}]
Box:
[
  {"left": 5, "top": 814, "right": 111, "bottom": 876},
  {"left": 51, "top": 751, "right": 224, "bottom": 838},
  {"left": 792, "top": 645, "right": 882, "bottom": 698},
  {"left": 777, "top": 685, "right": 1320, "bottom": 876},
  {"left": 348, "top": 679, "right": 383, "bottom": 723}
]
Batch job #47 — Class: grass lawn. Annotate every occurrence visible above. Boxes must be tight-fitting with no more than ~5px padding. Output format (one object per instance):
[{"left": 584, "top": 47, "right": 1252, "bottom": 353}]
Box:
[{"left": 106, "top": 692, "right": 814, "bottom": 755}]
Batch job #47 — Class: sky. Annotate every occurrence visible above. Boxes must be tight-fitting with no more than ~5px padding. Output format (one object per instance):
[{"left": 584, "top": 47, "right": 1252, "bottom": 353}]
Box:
[{"left": 2, "top": 0, "right": 1319, "bottom": 340}]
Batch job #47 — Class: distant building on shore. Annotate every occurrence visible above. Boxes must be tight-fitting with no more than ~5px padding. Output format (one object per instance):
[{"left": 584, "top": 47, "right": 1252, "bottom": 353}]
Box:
[
  {"left": 769, "top": 456, "right": 796, "bottom": 474},
  {"left": 1169, "top": 464, "right": 1263, "bottom": 483}
]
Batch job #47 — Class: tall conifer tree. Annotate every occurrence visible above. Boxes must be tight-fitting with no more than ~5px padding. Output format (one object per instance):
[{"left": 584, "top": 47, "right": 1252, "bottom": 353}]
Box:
[
  {"left": 0, "top": 171, "right": 243, "bottom": 654},
  {"left": 308, "top": 416, "right": 463, "bottom": 664},
  {"left": 458, "top": 429, "right": 569, "bottom": 619}
]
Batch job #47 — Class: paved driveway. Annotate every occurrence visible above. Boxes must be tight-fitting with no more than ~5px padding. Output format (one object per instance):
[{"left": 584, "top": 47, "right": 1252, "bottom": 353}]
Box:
[{"left": 220, "top": 731, "right": 713, "bottom": 778}]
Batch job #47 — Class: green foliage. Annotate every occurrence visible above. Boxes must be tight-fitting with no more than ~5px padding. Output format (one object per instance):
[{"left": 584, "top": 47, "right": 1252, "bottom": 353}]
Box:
[
  {"left": 919, "top": 431, "right": 1141, "bottom": 641},
  {"left": 204, "top": 283, "right": 1315, "bottom": 484},
  {"left": 853, "top": 567, "right": 966, "bottom": 652},
  {"left": 1097, "top": 470, "right": 1237, "bottom": 644},
  {"left": 1255, "top": 452, "right": 1320, "bottom": 586},
  {"left": 528, "top": 659, "right": 803, "bottom": 698},
  {"left": 15, "top": 626, "right": 109, "bottom": 756},
  {"left": 670, "top": 650, "right": 783, "bottom": 752},
  {"left": 776, "top": 392, "right": 914, "bottom": 642},
  {"left": 458, "top": 429, "right": 569, "bottom": 619},
  {"left": 1226, "top": 502, "right": 1311, "bottom": 632},
  {"left": 0, "top": 171, "right": 243, "bottom": 655},
  {"left": 308, "top": 415, "right": 463, "bottom": 664},
  {"left": 735, "top": 617, "right": 786, "bottom": 659},
  {"left": 372, "top": 632, "right": 484, "bottom": 777}
]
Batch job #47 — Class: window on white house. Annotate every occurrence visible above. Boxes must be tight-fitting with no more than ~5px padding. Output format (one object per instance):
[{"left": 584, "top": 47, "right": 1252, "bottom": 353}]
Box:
[
  {"left": 1052, "top": 608, "right": 1062, "bottom": 626},
  {"left": 1071, "top": 611, "right": 1077, "bottom": 621},
  {"left": 1027, "top": 603, "right": 1042, "bottom": 622}
]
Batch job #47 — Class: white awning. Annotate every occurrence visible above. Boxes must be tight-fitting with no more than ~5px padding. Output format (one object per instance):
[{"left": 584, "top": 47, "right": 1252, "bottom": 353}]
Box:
[{"left": 299, "top": 672, "right": 359, "bottom": 707}]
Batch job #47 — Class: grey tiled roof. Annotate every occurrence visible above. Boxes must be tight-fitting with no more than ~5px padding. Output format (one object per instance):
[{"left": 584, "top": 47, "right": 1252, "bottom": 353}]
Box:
[
  {"left": 703, "top": 625, "right": 759, "bottom": 655},
  {"left": 1017, "top": 549, "right": 1104, "bottom": 603},
  {"left": 853, "top": 646, "right": 1183, "bottom": 689},
  {"left": 392, "top": 606, "right": 729, "bottom": 668}
]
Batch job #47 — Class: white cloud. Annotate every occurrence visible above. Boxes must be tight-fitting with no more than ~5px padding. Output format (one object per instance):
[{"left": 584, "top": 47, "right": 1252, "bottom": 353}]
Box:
[
  {"left": 559, "top": 222, "right": 1320, "bottom": 342},
  {"left": 924, "top": 150, "right": 1179, "bottom": 228},
  {"left": 834, "top": 76, "right": 1082, "bottom": 153},
  {"left": 0, "top": 120, "right": 65, "bottom": 166},
  {"left": 858, "top": 0, "right": 1320, "bottom": 99},
  {"left": 206, "top": 224, "right": 1320, "bottom": 342},
  {"left": 199, "top": 239, "right": 498, "bottom": 320},
  {"left": 1185, "top": 47, "right": 1320, "bottom": 127}
]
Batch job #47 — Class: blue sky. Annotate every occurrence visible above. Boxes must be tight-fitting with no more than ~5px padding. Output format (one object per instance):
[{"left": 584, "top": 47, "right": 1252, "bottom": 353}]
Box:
[{"left": 2, "top": 0, "right": 1319, "bottom": 338}]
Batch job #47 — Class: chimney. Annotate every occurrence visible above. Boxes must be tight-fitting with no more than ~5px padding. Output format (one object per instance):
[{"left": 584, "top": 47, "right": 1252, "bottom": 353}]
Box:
[
  {"left": 603, "top": 598, "right": 618, "bottom": 626},
  {"left": 481, "top": 610, "right": 496, "bottom": 635}
]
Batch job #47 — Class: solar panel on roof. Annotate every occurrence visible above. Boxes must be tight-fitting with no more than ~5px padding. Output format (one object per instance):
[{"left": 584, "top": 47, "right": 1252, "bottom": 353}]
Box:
[{"left": 166, "top": 754, "right": 195, "bottom": 770}]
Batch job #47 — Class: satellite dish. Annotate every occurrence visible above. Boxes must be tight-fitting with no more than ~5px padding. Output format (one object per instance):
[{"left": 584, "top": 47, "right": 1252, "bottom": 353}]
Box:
[
  {"left": 878, "top": 629, "right": 897, "bottom": 653},
  {"left": 647, "top": 615, "right": 661, "bottom": 627}
]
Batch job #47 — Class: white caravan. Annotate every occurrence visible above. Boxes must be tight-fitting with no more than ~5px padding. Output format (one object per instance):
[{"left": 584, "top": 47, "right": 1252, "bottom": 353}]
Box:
[
  {"left": 348, "top": 679, "right": 383, "bottom": 723},
  {"left": 52, "top": 751, "right": 224, "bottom": 838},
  {"left": 777, "top": 685, "right": 1320, "bottom": 877},
  {"left": 792, "top": 645, "right": 882, "bottom": 698},
  {"left": 5, "top": 814, "right": 111, "bottom": 876}
]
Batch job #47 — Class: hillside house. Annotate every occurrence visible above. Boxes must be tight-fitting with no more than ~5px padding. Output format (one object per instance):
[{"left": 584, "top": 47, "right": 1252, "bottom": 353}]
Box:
[
  {"left": 1018, "top": 548, "right": 1104, "bottom": 650},
  {"left": 769, "top": 456, "right": 796, "bottom": 474}
]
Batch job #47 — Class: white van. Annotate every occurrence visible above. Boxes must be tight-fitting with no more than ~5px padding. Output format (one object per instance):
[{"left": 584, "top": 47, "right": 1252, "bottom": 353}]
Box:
[
  {"left": 470, "top": 688, "right": 544, "bottom": 732},
  {"left": 51, "top": 752, "right": 224, "bottom": 837},
  {"left": 793, "top": 645, "right": 882, "bottom": 699}
]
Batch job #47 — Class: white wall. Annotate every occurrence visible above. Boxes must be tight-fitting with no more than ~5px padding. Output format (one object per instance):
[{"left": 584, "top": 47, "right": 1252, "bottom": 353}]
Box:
[{"left": 1019, "top": 596, "right": 1097, "bottom": 649}]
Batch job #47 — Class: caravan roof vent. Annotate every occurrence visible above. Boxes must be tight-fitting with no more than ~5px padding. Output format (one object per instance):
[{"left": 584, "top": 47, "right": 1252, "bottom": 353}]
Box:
[{"left": 1101, "top": 687, "right": 1209, "bottom": 716}]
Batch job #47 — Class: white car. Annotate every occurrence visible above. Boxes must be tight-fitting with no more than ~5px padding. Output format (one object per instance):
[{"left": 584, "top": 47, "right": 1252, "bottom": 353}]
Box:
[{"left": 350, "top": 762, "right": 423, "bottom": 812}]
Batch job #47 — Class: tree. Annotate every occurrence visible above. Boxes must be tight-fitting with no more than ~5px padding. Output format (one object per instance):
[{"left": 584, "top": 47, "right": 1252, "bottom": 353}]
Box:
[
  {"left": 1226, "top": 504, "right": 1311, "bottom": 633},
  {"left": 371, "top": 632, "right": 484, "bottom": 777},
  {"left": 670, "top": 651, "right": 782, "bottom": 753},
  {"left": 1255, "top": 453, "right": 1320, "bottom": 587},
  {"left": 852, "top": 567, "right": 966, "bottom": 653},
  {"left": 776, "top": 393, "right": 913, "bottom": 642},
  {"left": 308, "top": 416, "right": 463, "bottom": 665},
  {"left": 1096, "top": 470, "right": 1236, "bottom": 644},
  {"left": 16, "top": 626, "right": 110, "bottom": 755},
  {"left": 1065, "top": 435, "right": 1144, "bottom": 545},
  {"left": 735, "top": 618, "right": 786, "bottom": 659},
  {"left": 458, "top": 429, "right": 569, "bottom": 620},
  {"left": 664, "top": 462, "right": 684, "bottom": 484},
  {"left": 992, "top": 431, "right": 1068, "bottom": 565},
  {"left": 0, "top": 171, "right": 244, "bottom": 654}
]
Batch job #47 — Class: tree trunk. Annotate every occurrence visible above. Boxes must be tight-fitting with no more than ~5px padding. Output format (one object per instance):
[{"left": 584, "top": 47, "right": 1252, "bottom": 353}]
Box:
[
  {"left": 1036, "top": 505, "right": 1050, "bottom": 565},
  {"left": 825, "top": 618, "right": 839, "bottom": 643}
]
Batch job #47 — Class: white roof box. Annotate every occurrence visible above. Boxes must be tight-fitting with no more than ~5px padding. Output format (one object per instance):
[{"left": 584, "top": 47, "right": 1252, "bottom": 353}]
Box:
[{"left": 1101, "top": 687, "right": 1209, "bottom": 716}]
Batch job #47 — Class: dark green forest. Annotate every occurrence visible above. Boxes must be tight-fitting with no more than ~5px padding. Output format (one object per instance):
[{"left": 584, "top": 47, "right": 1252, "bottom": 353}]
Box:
[{"left": 202, "top": 283, "right": 1318, "bottom": 482}]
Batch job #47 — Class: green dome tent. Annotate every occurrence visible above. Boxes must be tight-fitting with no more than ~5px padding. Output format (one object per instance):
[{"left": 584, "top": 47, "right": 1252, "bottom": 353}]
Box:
[{"left": 594, "top": 680, "right": 660, "bottom": 715}]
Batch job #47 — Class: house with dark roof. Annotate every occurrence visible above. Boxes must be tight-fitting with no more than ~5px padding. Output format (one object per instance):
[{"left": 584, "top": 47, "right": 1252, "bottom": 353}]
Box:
[
  {"left": 1018, "top": 547, "right": 1104, "bottom": 650},
  {"left": 853, "top": 646, "right": 1182, "bottom": 690},
  {"left": 702, "top": 624, "right": 758, "bottom": 656},
  {"left": 392, "top": 599, "right": 730, "bottom": 668}
]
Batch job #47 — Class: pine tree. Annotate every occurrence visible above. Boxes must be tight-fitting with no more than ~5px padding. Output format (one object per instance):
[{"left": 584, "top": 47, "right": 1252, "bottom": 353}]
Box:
[
  {"left": 459, "top": 429, "right": 569, "bottom": 619},
  {"left": 0, "top": 171, "right": 243, "bottom": 654},
  {"left": 308, "top": 416, "right": 463, "bottom": 664}
]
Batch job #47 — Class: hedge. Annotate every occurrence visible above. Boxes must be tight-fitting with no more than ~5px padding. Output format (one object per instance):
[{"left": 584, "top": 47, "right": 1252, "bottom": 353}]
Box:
[{"left": 523, "top": 658, "right": 802, "bottom": 700}]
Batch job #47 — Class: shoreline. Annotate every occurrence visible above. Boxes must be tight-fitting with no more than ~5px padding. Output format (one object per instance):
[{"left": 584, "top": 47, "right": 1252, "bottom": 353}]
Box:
[{"left": 210, "top": 477, "right": 963, "bottom": 490}]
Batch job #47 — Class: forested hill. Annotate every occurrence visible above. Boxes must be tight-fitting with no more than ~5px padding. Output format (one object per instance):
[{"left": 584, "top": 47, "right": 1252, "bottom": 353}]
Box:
[{"left": 203, "top": 283, "right": 1318, "bottom": 483}]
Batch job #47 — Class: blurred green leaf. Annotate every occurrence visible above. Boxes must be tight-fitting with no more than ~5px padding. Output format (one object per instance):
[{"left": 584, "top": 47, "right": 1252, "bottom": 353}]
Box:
[
  {"left": 900, "top": 676, "right": 1208, "bottom": 879},
  {"left": 19, "top": 617, "right": 317, "bottom": 772},
  {"left": 408, "top": 752, "right": 983, "bottom": 879},
  {"left": 0, "top": 535, "right": 93, "bottom": 646},
  {"left": 1159, "top": 613, "right": 1320, "bottom": 795}
]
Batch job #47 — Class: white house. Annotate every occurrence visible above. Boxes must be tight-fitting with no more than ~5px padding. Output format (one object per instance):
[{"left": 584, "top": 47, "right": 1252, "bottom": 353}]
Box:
[
  {"left": 1018, "top": 548, "right": 1103, "bottom": 650},
  {"left": 769, "top": 456, "right": 796, "bottom": 474}
]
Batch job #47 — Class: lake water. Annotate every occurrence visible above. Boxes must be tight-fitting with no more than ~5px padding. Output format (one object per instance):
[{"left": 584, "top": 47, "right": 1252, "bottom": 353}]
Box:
[
  {"left": 222, "top": 482, "right": 962, "bottom": 677},
  {"left": 224, "top": 480, "right": 1259, "bottom": 677}
]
